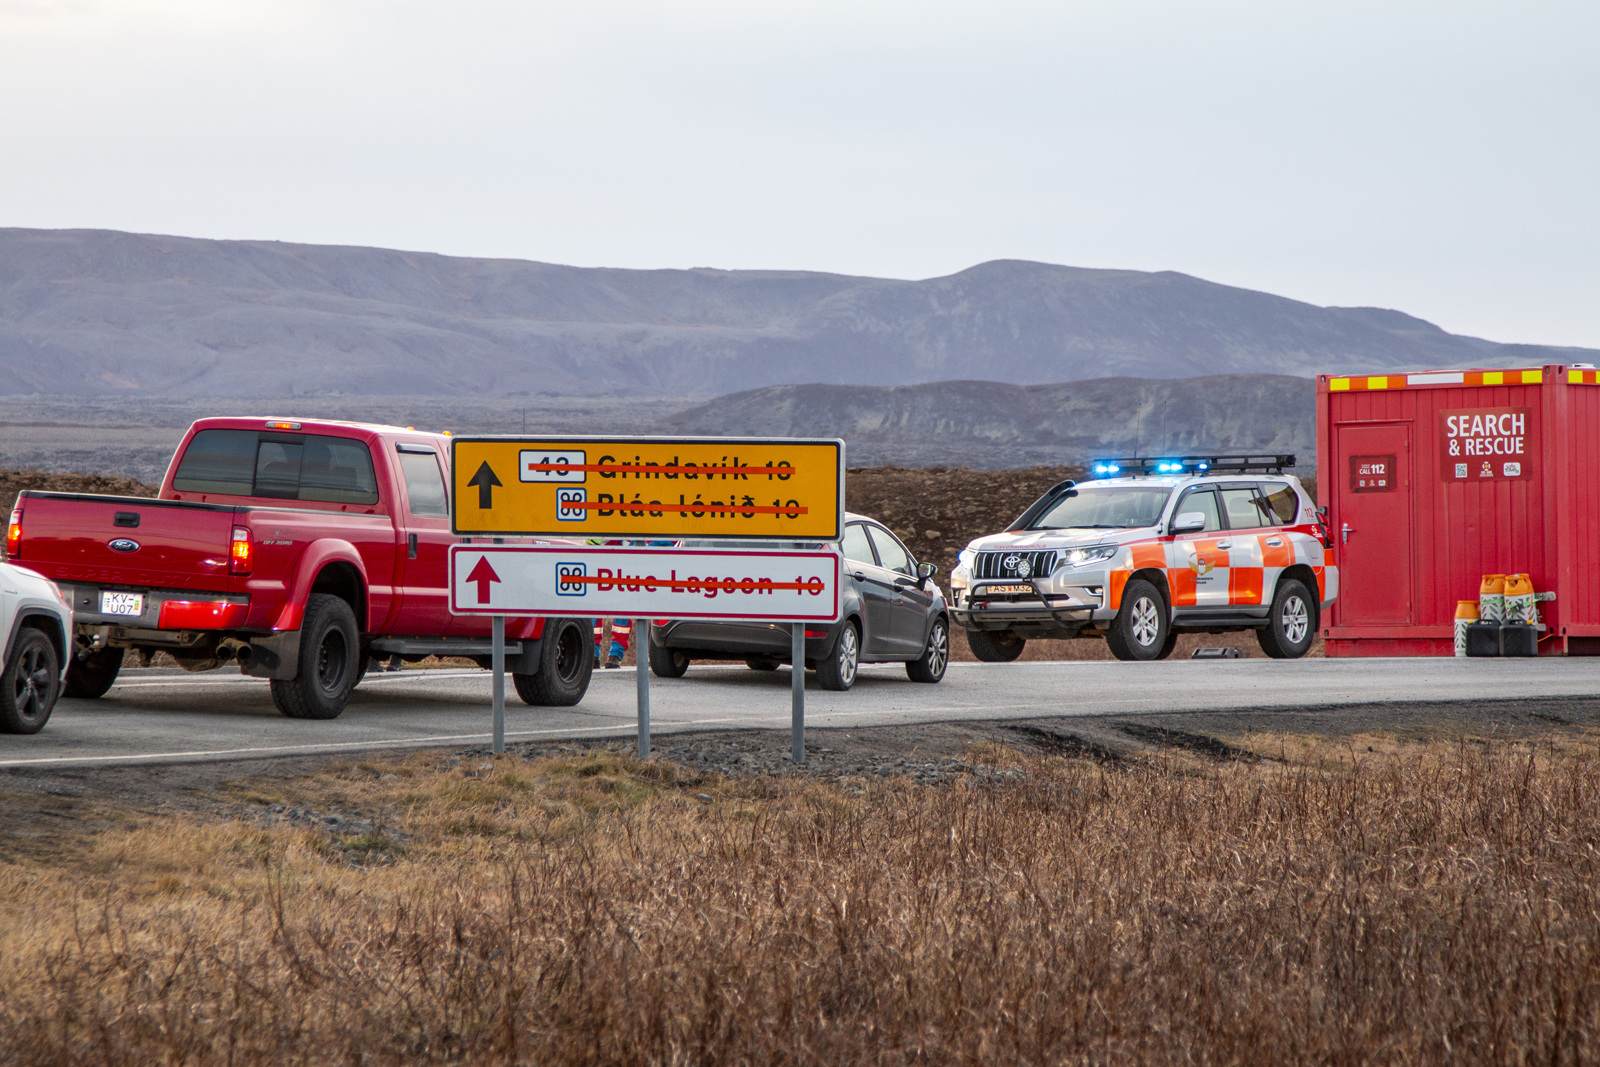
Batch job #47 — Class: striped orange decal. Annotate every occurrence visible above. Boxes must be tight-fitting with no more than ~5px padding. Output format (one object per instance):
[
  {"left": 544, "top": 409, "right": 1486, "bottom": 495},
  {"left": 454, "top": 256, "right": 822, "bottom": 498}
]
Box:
[
  {"left": 1195, "top": 540, "right": 1230, "bottom": 568},
  {"left": 1168, "top": 568, "right": 1198, "bottom": 607},
  {"left": 1229, "top": 567, "right": 1264, "bottom": 605},
  {"left": 1108, "top": 570, "right": 1129, "bottom": 611},
  {"left": 1129, "top": 542, "right": 1166, "bottom": 570},
  {"left": 1314, "top": 566, "right": 1326, "bottom": 600},
  {"left": 1329, "top": 368, "right": 1548, "bottom": 391},
  {"left": 1257, "top": 535, "right": 1292, "bottom": 569}
]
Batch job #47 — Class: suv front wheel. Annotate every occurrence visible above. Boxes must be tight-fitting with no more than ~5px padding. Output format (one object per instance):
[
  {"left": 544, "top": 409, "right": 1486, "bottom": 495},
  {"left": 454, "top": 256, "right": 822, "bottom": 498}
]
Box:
[
  {"left": 1106, "top": 579, "right": 1170, "bottom": 661},
  {"left": 967, "top": 628, "right": 1025, "bottom": 662}
]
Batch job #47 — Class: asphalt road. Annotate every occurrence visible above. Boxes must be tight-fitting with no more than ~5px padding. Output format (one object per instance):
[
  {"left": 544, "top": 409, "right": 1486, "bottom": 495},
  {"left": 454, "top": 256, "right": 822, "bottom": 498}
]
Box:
[{"left": 2, "top": 656, "right": 1596, "bottom": 770}]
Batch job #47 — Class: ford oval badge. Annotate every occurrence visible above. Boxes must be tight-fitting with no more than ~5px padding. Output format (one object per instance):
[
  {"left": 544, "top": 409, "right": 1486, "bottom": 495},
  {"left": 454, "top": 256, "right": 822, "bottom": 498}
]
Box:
[{"left": 109, "top": 538, "right": 140, "bottom": 553}]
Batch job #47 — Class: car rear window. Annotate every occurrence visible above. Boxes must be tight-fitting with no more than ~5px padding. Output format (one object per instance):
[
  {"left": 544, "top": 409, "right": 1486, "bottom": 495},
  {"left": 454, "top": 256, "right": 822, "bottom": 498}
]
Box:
[{"left": 174, "top": 430, "right": 379, "bottom": 505}]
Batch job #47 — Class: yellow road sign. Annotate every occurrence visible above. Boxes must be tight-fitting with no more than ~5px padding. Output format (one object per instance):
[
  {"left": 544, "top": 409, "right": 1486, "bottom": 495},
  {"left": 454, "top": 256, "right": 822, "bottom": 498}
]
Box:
[{"left": 450, "top": 436, "right": 844, "bottom": 540}]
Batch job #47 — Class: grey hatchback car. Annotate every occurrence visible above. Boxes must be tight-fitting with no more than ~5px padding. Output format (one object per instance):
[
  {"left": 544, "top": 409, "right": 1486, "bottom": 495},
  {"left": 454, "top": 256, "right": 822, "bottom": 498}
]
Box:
[{"left": 646, "top": 514, "right": 950, "bottom": 690}]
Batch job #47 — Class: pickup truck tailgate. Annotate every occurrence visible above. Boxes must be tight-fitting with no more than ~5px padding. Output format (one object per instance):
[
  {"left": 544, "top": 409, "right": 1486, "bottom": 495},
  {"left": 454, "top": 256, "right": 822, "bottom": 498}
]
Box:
[{"left": 15, "top": 493, "right": 239, "bottom": 593}]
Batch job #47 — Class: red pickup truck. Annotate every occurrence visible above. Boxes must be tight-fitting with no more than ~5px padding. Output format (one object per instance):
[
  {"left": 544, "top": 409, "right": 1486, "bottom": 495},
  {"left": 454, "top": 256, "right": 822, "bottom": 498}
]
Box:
[{"left": 4, "top": 417, "right": 593, "bottom": 718}]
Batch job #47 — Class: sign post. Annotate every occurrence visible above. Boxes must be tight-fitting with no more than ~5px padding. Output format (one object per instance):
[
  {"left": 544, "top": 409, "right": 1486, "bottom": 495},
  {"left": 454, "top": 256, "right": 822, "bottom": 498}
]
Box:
[
  {"left": 491, "top": 614, "right": 505, "bottom": 754},
  {"left": 792, "top": 624, "right": 805, "bottom": 763},
  {"left": 637, "top": 630, "right": 651, "bottom": 759}
]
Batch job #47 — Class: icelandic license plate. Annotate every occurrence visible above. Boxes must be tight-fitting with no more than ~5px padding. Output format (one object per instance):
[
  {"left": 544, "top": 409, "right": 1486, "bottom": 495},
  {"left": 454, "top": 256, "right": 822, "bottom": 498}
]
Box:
[
  {"left": 983, "top": 584, "right": 1035, "bottom": 595},
  {"left": 99, "top": 591, "right": 145, "bottom": 617}
]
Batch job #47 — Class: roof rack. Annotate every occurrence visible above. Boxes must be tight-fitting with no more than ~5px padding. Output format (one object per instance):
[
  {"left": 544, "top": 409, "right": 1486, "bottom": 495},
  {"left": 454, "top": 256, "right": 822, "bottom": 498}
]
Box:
[{"left": 1089, "top": 455, "right": 1297, "bottom": 477}]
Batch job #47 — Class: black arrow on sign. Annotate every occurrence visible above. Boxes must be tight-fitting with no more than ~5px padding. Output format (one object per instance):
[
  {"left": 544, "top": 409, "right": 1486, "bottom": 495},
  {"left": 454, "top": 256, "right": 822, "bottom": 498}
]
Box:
[{"left": 467, "top": 461, "right": 502, "bottom": 509}]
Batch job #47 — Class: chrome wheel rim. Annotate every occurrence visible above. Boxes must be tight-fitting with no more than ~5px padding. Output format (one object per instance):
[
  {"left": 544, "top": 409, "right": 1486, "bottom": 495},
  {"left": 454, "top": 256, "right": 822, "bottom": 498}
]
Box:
[
  {"left": 1281, "top": 596, "right": 1310, "bottom": 645},
  {"left": 1131, "top": 596, "right": 1161, "bottom": 648},
  {"left": 926, "top": 622, "right": 948, "bottom": 676},
  {"left": 837, "top": 627, "right": 859, "bottom": 686}
]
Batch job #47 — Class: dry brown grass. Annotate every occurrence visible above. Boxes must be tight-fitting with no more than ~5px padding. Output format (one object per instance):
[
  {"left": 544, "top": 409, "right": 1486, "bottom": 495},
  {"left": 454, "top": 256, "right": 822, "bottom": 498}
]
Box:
[{"left": 1, "top": 734, "right": 1597, "bottom": 1066}]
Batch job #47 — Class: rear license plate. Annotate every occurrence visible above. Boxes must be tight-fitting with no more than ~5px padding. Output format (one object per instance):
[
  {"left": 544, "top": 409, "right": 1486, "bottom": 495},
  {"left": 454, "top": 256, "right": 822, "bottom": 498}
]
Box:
[
  {"left": 99, "top": 591, "right": 145, "bottom": 617},
  {"left": 983, "top": 584, "right": 1035, "bottom": 595}
]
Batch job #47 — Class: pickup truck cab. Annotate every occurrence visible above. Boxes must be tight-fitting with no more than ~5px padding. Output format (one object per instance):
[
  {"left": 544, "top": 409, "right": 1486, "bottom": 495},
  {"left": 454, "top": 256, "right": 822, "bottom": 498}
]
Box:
[
  {"left": 5, "top": 418, "right": 593, "bottom": 718},
  {"left": 949, "top": 455, "right": 1336, "bottom": 661}
]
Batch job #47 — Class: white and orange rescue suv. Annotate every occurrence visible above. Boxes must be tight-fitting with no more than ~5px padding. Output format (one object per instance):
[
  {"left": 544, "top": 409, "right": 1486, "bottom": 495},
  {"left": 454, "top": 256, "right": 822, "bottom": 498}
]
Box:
[{"left": 948, "top": 455, "right": 1338, "bottom": 661}]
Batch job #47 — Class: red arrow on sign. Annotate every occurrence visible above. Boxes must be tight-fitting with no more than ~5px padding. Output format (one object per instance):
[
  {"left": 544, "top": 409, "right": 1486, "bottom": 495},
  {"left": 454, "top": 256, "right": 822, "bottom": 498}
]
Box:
[{"left": 467, "top": 555, "right": 501, "bottom": 604}]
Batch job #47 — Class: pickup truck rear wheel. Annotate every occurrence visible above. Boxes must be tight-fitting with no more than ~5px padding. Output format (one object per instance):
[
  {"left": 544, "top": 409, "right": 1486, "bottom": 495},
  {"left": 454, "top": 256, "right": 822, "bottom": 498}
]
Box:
[
  {"left": 1106, "top": 579, "right": 1169, "bottom": 661},
  {"left": 513, "top": 618, "right": 593, "bottom": 706},
  {"left": 63, "top": 646, "right": 122, "bottom": 698},
  {"left": 967, "top": 628, "right": 1025, "bottom": 662},
  {"left": 270, "top": 594, "right": 359, "bottom": 720}
]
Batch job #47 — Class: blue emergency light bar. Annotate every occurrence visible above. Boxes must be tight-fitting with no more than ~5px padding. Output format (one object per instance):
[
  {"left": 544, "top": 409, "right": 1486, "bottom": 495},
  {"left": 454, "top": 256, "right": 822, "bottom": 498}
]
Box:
[{"left": 1090, "top": 455, "right": 1297, "bottom": 477}]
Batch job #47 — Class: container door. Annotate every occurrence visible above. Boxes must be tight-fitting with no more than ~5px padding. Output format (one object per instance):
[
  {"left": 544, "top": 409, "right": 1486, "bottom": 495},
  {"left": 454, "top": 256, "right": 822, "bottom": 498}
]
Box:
[{"left": 1335, "top": 423, "right": 1412, "bottom": 625}]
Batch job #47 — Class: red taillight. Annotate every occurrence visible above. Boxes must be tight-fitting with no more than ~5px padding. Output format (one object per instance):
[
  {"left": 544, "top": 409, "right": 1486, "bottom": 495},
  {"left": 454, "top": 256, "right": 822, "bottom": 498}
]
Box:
[
  {"left": 229, "top": 527, "right": 253, "bottom": 575},
  {"left": 5, "top": 507, "right": 20, "bottom": 560},
  {"left": 804, "top": 629, "right": 828, "bottom": 638},
  {"left": 159, "top": 600, "right": 250, "bottom": 629}
]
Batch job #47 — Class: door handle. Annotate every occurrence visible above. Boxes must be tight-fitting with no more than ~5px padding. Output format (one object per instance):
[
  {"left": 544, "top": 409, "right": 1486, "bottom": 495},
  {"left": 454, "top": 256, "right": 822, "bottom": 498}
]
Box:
[
  {"left": 1341, "top": 523, "right": 1355, "bottom": 545},
  {"left": 408, "top": 532, "right": 419, "bottom": 559},
  {"left": 1214, "top": 540, "right": 1232, "bottom": 550},
  {"left": 852, "top": 570, "right": 865, "bottom": 581}
]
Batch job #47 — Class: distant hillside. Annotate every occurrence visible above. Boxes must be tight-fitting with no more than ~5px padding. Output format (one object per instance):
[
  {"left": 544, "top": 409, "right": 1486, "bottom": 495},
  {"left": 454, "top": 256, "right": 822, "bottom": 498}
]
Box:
[
  {"left": 2, "top": 228, "right": 1589, "bottom": 398},
  {"left": 662, "top": 375, "right": 1316, "bottom": 469}
]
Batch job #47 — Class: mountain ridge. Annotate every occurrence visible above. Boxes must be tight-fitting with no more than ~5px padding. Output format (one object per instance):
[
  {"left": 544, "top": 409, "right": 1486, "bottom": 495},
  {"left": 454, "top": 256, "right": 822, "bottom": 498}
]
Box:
[{"left": 2, "top": 227, "right": 1590, "bottom": 397}]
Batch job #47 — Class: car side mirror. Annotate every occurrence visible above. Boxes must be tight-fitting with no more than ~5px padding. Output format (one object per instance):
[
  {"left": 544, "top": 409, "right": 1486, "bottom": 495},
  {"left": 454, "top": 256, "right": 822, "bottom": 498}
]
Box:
[
  {"left": 1171, "top": 511, "right": 1207, "bottom": 534},
  {"left": 918, "top": 561, "right": 937, "bottom": 584}
]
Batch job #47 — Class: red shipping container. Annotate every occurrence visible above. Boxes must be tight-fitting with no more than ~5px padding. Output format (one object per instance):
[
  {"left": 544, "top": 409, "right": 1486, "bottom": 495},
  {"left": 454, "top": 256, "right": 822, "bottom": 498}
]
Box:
[{"left": 1317, "top": 364, "right": 1600, "bottom": 656}]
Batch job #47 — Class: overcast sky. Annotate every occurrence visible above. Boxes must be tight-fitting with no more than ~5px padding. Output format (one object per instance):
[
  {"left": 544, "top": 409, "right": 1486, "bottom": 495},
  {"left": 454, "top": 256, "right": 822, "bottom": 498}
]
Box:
[{"left": 2, "top": 0, "right": 1595, "bottom": 347}]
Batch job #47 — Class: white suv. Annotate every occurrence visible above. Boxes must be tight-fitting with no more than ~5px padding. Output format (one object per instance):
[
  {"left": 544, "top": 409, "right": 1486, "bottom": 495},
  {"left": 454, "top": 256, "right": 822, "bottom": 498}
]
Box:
[
  {"left": 949, "top": 455, "right": 1337, "bottom": 661},
  {"left": 1, "top": 559, "right": 73, "bottom": 733}
]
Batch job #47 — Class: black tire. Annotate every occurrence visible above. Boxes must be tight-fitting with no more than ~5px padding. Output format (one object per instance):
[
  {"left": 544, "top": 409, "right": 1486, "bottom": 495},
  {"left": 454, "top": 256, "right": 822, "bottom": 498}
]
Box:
[
  {"left": 351, "top": 654, "right": 371, "bottom": 688},
  {"left": 967, "top": 628, "right": 1025, "bottom": 663},
  {"left": 1155, "top": 627, "right": 1180, "bottom": 660},
  {"left": 745, "top": 656, "right": 782, "bottom": 672},
  {"left": 269, "top": 594, "right": 360, "bottom": 720},
  {"left": 648, "top": 633, "right": 690, "bottom": 678},
  {"left": 63, "top": 646, "right": 122, "bottom": 699},
  {"left": 907, "top": 616, "right": 950, "bottom": 683},
  {"left": 816, "top": 620, "right": 859, "bottom": 691},
  {"left": 1, "top": 628, "right": 59, "bottom": 734},
  {"left": 513, "top": 617, "right": 594, "bottom": 706},
  {"left": 1257, "top": 579, "right": 1316, "bottom": 659},
  {"left": 1105, "top": 579, "right": 1169, "bottom": 661}
]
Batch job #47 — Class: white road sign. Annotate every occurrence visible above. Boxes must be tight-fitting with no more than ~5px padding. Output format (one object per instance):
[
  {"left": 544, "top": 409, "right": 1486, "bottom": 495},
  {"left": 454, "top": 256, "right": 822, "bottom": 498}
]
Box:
[{"left": 449, "top": 544, "right": 843, "bottom": 623}]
